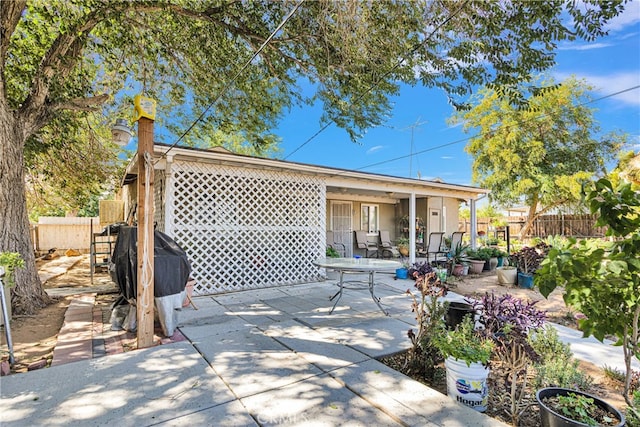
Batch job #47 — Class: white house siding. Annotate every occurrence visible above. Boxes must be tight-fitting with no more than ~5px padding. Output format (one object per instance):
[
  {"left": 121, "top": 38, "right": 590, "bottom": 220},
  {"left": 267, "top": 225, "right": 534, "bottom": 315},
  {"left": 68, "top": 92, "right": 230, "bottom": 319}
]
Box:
[{"left": 164, "top": 160, "right": 326, "bottom": 295}]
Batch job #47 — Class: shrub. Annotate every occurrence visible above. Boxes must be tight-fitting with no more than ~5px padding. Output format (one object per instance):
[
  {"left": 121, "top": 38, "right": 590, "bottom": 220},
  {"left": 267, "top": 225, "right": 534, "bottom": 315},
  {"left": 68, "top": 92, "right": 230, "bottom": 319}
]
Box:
[{"left": 530, "top": 326, "right": 593, "bottom": 391}]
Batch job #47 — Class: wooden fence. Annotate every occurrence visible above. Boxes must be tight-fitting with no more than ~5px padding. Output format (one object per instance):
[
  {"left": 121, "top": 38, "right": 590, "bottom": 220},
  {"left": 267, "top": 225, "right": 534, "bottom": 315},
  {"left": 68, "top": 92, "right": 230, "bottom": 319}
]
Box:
[
  {"left": 459, "top": 214, "right": 606, "bottom": 240},
  {"left": 34, "top": 216, "right": 101, "bottom": 253}
]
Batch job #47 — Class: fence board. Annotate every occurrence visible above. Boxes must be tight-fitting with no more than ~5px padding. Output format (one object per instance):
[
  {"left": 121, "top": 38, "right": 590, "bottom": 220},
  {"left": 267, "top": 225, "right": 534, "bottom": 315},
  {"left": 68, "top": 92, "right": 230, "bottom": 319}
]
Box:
[{"left": 458, "top": 214, "right": 605, "bottom": 240}]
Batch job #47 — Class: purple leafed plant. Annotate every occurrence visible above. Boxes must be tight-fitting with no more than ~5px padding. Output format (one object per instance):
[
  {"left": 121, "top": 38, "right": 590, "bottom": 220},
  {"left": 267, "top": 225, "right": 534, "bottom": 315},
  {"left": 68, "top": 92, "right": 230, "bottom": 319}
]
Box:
[
  {"left": 510, "top": 242, "right": 551, "bottom": 275},
  {"left": 472, "top": 292, "right": 547, "bottom": 337},
  {"left": 470, "top": 292, "right": 547, "bottom": 425},
  {"left": 407, "top": 261, "right": 434, "bottom": 279}
]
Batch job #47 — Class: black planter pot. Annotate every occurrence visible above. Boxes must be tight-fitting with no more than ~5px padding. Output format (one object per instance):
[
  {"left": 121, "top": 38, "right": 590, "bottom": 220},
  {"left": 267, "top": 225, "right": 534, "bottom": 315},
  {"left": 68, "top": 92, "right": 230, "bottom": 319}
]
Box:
[
  {"left": 445, "top": 302, "right": 475, "bottom": 330},
  {"left": 536, "top": 387, "right": 625, "bottom": 427}
]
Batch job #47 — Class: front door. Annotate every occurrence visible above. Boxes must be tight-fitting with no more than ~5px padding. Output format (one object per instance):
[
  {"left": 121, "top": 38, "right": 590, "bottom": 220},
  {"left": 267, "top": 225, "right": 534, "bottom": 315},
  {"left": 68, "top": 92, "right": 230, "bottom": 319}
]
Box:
[{"left": 331, "top": 201, "right": 353, "bottom": 257}]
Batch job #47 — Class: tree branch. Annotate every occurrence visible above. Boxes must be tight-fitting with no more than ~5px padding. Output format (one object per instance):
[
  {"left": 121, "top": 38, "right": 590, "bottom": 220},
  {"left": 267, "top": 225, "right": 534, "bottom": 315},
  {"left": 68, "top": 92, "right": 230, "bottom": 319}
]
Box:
[
  {"left": 52, "top": 94, "right": 110, "bottom": 112},
  {"left": 0, "top": 0, "right": 26, "bottom": 71}
]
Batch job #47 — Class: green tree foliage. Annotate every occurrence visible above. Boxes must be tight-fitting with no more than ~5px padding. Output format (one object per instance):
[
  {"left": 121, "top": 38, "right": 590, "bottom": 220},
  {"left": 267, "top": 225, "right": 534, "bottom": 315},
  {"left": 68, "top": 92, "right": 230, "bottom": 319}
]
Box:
[
  {"left": 536, "top": 177, "right": 640, "bottom": 410},
  {"left": 451, "top": 76, "right": 625, "bottom": 237},
  {"left": 0, "top": 0, "right": 628, "bottom": 313}
]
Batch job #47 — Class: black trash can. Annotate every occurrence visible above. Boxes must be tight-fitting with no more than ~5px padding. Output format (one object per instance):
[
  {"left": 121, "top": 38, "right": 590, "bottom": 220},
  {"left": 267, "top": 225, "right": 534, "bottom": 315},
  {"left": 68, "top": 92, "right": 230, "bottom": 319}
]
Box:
[{"left": 445, "top": 302, "right": 475, "bottom": 330}]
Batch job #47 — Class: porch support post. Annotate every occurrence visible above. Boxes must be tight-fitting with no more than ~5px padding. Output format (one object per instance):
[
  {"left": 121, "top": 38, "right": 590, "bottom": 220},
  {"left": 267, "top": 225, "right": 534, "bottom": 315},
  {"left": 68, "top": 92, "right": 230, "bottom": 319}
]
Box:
[
  {"left": 470, "top": 198, "right": 477, "bottom": 249},
  {"left": 409, "top": 193, "right": 416, "bottom": 264}
]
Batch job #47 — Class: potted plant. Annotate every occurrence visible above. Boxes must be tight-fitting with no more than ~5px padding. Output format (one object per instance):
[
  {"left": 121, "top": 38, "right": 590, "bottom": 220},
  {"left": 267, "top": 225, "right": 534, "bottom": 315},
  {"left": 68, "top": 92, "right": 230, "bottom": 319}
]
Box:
[
  {"left": 396, "top": 236, "right": 410, "bottom": 257},
  {"left": 536, "top": 387, "right": 625, "bottom": 427},
  {"left": 537, "top": 178, "right": 640, "bottom": 418},
  {"left": 450, "top": 243, "right": 469, "bottom": 276},
  {"left": 493, "top": 248, "right": 508, "bottom": 267},
  {"left": 326, "top": 246, "right": 340, "bottom": 258},
  {"left": 510, "top": 243, "right": 550, "bottom": 288},
  {"left": 432, "top": 316, "right": 494, "bottom": 412},
  {"left": 495, "top": 265, "right": 517, "bottom": 285},
  {"left": 464, "top": 249, "right": 486, "bottom": 275}
]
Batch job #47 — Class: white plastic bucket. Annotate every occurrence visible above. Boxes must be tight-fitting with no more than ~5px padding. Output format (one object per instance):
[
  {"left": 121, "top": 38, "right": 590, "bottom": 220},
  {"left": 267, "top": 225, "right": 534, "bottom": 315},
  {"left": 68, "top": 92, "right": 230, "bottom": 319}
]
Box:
[{"left": 444, "top": 357, "right": 490, "bottom": 412}]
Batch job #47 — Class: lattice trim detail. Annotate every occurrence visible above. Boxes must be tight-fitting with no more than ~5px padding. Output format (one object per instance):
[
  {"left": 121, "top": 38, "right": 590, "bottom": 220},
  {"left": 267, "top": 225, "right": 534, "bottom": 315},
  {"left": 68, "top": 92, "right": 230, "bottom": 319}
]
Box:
[{"left": 165, "top": 160, "right": 326, "bottom": 295}]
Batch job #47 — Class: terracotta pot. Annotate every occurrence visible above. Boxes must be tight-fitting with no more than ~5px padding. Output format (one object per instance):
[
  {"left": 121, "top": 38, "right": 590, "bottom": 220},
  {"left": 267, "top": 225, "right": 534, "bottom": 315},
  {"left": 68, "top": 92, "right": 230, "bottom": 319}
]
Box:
[{"left": 452, "top": 263, "right": 464, "bottom": 276}]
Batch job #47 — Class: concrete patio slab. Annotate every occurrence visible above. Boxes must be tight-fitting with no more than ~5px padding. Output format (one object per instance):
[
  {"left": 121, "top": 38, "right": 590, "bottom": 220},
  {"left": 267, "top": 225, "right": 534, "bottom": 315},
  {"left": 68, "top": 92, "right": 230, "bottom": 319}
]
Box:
[
  {"left": 239, "top": 373, "right": 403, "bottom": 426},
  {"left": 0, "top": 342, "right": 235, "bottom": 427},
  {"left": 192, "top": 328, "right": 326, "bottom": 398}
]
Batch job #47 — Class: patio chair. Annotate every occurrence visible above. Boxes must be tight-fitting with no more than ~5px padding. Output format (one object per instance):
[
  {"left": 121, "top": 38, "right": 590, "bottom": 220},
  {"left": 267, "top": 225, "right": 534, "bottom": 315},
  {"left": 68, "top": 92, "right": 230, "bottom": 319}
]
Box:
[
  {"left": 355, "top": 230, "right": 378, "bottom": 258},
  {"left": 426, "top": 232, "right": 446, "bottom": 266},
  {"left": 448, "top": 232, "right": 464, "bottom": 255},
  {"left": 377, "top": 230, "right": 400, "bottom": 258},
  {"left": 326, "top": 231, "right": 346, "bottom": 257}
]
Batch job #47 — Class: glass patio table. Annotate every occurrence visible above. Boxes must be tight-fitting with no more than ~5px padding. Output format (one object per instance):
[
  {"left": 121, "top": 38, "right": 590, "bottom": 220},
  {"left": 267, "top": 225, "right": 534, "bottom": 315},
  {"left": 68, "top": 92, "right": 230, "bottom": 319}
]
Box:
[{"left": 313, "top": 257, "right": 402, "bottom": 316}]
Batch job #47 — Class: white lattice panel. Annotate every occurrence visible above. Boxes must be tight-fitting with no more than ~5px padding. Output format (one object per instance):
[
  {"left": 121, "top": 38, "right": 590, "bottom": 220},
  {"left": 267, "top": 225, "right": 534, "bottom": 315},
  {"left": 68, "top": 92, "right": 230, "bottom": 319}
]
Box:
[
  {"left": 154, "top": 170, "right": 166, "bottom": 233},
  {"left": 165, "top": 160, "right": 326, "bottom": 295}
]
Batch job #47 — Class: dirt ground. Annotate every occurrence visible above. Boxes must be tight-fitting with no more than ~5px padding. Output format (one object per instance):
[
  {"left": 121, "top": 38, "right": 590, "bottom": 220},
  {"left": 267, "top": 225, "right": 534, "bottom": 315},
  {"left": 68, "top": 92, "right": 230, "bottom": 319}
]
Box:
[
  {"left": 2, "top": 255, "right": 118, "bottom": 373},
  {"left": 1, "top": 257, "right": 630, "bottom": 413}
]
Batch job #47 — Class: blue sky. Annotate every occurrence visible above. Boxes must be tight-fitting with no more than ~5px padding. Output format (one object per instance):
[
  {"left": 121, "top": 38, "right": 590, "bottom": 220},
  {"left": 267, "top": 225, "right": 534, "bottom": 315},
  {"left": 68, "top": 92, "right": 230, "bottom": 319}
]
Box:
[{"left": 275, "top": 3, "right": 640, "bottom": 187}]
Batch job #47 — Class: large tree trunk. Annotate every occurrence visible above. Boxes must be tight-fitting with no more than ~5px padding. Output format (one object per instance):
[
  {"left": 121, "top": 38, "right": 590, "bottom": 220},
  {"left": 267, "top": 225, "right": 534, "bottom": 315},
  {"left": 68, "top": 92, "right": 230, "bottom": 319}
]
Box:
[
  {"left": 0, "top": 102, "right": 49, "bottom": 315},
  {"left": 519, "top": 194, "right": 539, "bottom": 240}
]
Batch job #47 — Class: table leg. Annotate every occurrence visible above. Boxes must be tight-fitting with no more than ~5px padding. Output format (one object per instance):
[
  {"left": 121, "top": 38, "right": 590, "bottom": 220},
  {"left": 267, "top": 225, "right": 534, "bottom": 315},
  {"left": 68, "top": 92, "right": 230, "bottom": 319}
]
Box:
[
  {"left": 329, "top": 270, "right": 345, "bottom": 314},
  {"left": 368, "top": 271, "right": 389, "bottom": 316}
]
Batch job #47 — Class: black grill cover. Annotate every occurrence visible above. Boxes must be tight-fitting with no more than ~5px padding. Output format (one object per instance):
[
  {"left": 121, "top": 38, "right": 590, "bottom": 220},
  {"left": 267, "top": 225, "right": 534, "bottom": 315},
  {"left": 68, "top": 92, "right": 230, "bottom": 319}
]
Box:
[{"left": 110, "top": 226, "right": 192, "bottom": 299}]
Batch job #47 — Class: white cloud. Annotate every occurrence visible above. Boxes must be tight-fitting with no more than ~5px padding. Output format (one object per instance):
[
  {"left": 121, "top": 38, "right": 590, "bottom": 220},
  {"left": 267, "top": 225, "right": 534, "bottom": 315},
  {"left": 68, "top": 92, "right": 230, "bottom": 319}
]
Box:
[
  {"left": 555, "top": 71, "right": 640, "bottom": 106},
  {"left": 366, "top": 145, "right": 384, "bottom": 154},
  {"left": 441, "top": 156, "right": 454, "bottom": 160},
  {"left": 605, "top": 1, "right": 640, "bottom": 32},
  {"left": 558, "top": 42, "right": 611, "bottom": 51}
]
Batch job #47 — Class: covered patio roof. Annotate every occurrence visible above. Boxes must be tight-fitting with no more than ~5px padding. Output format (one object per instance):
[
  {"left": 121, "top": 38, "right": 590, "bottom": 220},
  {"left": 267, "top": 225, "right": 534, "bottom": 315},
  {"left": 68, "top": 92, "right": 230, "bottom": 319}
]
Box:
[
  {"left": 123, "top": 143, "right": 489, "bottom": 255},
  {"left": 124, "top": 143, "right": 489, "bottom": 200}
]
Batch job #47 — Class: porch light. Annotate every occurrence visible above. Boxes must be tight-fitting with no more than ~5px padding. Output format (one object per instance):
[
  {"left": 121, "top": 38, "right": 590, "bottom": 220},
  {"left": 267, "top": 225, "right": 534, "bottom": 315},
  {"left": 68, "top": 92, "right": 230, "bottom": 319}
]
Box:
[{"left": 111, "top": 119, "right": 133, "bottom": 146}]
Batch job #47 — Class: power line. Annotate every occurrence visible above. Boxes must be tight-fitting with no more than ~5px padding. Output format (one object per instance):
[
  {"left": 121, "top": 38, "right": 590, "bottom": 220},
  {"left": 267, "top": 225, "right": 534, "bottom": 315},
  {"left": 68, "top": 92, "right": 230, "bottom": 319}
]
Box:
[
  {"left": 159, "top": 0, "right": 305, "bottom": 160},
  {"left": 353, "top": 84, "right": 640, "bottom": 173},
  {"left": 283, "top": 0, "right": 470, "bottom": 160}
]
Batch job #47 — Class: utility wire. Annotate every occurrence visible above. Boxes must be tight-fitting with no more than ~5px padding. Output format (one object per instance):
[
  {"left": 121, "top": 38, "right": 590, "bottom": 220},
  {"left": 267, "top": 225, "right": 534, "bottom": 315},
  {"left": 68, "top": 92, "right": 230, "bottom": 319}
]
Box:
[
  {"left": 283, "top": 0, "right": 470, "bottom": 160},
  {"left": 353, "top": 84, "right": 640, "bottom": 173},
  {"left": 158, "top": 0, "right": 305, "bottom": 160}
]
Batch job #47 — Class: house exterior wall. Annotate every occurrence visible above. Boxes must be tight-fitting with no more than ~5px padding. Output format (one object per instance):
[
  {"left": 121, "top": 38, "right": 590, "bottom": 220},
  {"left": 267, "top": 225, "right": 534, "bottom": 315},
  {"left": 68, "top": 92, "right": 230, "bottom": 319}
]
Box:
[
  {"left": 164, "top": 159, "right": 326, "bottom": 295},
  {"left": 444, "top": 197, "right": 462, "bottom": 234}
]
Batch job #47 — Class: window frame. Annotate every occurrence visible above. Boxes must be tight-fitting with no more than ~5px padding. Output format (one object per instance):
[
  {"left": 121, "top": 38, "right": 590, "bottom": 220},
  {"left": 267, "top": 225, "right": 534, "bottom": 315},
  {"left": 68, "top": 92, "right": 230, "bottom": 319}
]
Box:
[{"left": 360, "top": 204, "right": 380, "bottom": 234}]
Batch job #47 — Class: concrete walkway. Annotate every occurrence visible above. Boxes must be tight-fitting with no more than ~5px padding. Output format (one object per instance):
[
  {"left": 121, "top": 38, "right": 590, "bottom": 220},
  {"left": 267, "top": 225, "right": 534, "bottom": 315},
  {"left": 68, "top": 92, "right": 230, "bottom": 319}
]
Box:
[{"left": 1, "top": 271, "right": 636, "bottom": 426}]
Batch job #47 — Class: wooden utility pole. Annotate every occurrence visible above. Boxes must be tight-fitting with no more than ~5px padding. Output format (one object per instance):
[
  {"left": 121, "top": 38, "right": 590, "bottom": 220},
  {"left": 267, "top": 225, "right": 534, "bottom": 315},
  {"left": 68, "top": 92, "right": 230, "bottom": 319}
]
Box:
[{"left": 137, "top": 116, "right": 155, "bottom": 348}]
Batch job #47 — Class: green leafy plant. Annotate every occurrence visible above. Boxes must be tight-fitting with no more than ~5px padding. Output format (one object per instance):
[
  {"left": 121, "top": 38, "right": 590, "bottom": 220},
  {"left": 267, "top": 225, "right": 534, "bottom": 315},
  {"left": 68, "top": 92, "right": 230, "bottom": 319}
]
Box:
[
  {"left": 396, "top": 237, "right": 410, "bottom": 247},
  {"left": 0, "top": 252, "right": 25, "bottom": 288},
  {"left": 406, "top": 265, "right": 447, "bottom": 382},
  {"left": 326, "top": 246, "right": 340, "bottom": 258},
  {"left": 536, "top": 178, "right": 640, "bottom": 414},
  {"left": 432, "top": 316, "right": 494, "bottom": 367},
  {"left": 627, "top": 391, "right": 640, "bottom": 426},
  {"left": 555, "top": 393, "right": 601, "bottom": 426},
  {"left": 450, "top": 242, "right": 470, "bottom": 265}
]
